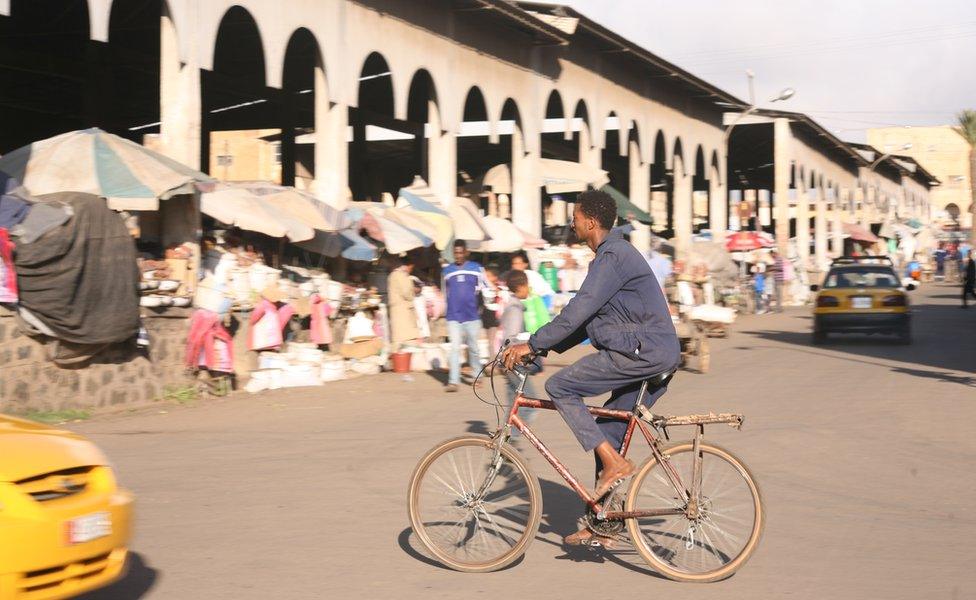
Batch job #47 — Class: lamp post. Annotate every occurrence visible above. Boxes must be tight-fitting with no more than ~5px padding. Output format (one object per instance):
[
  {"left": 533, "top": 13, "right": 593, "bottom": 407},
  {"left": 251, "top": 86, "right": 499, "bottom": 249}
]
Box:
[
  {"left": 724, "top": 84, "right": 795, "bottom": 232},
  {"left": 866, "top": 143, "right": 912, "bottom": 221}
]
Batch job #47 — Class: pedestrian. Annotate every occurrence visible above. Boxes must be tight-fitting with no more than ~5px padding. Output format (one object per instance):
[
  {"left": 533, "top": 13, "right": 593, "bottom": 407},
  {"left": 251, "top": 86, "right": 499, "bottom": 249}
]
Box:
[
  {"left": 752, "top": 266, "right": 767, "bottom": 314},
  {"left": 442, "top": 240, "right": 486, "bottom": 392},
  {"left": 645, "top": 238, "right": 673, "bottom": 290},
  {"left": 768, "top": 248, "right": 787, "bottom": 312},
  {"left": 481, "top": 265, "right": 503, "bottom": 356},
  {"left": 511, "top": 252, "right": 555, "bottom": 310},
  {"left": 499, "top": 269, "right": 537, "bottom": 433},
  {"left": 388, "top": 255, "right": 420, "bottom": 350},
  {"left": 934, "top": 244, "right": 947, "bottom": 279},
  {"left": 963, "top": 250, "right": 976, "bottom": 309}
]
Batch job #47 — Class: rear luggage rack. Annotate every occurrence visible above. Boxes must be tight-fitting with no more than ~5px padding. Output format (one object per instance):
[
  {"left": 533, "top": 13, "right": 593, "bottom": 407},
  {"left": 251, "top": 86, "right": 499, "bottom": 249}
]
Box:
[{"left": 637, "top": 406, "right": 744, "bottom": 431}]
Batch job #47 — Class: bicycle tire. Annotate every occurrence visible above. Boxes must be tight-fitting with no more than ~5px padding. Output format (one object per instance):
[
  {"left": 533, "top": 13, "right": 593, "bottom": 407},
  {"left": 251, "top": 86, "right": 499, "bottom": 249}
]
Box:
[
  {"left": 407, "top": 435, "right": 542, "bottom": 573},
  {"left": 625, "top": 442, "right": 764, "bottom": 582}
]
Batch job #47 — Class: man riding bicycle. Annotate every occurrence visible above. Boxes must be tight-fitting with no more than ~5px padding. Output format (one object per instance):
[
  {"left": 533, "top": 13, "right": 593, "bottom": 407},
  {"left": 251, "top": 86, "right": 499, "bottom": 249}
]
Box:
[{"left": 503, "top": 190, "right": 680, "bottom": 547}]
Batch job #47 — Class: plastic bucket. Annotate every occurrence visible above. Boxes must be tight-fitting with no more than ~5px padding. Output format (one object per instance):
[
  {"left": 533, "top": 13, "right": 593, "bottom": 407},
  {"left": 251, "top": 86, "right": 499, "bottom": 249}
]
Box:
[{"left": 391, "top": 351, "right": 412, "bottom": 373}]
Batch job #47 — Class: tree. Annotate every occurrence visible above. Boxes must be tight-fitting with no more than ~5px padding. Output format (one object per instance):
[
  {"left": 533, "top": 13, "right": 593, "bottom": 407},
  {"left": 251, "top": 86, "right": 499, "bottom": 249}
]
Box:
[{"left": 956, "top": 110, "right": 976, "bottom": 245}]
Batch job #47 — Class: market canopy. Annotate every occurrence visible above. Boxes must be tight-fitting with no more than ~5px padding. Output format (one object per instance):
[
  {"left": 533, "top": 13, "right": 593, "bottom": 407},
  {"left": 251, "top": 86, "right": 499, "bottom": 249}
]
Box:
[
  {"left": 347, "top": 202, "right": 434, "bottom": 254},
  {"left": 600, "top": 184, "right": 653, "bottom": 225},
  {"left": 199, "top": 185, "right": 315, "bottom": 242},
  {"left": 445, "top": 196, "right": 490, "bottom": 241},
  {"left": 395, "top": 179, "right": 453, "bottom": 249},
  {"left": 479, "top": 159, "right": 610, "bottom": 194},
  {"left": 843, "top": 222, "right": 880, "bottom": 243},
  {"left": 0, "top": 128, "right": 213, "bottom": 211},
  {"left": 296, "top": 228, "right": 377, "bottom": 262},
  {"left": 223, "top": 181, "right": 351, "bottom": 232},
  {"left": 725, "top": 231, "right": 775, "bottom": 252},
  {"left": 470, "top": 216, "right": 546, "bottom": 253}
]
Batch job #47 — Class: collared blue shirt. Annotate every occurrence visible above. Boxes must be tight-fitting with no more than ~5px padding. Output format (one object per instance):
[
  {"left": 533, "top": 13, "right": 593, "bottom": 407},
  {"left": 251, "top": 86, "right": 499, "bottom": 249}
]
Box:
[
  {"left": 529, "top": 230, "right": 679, "bottom": 370},
  {"left": 442, "top": 260, "right": 485, "bottom": 323}
]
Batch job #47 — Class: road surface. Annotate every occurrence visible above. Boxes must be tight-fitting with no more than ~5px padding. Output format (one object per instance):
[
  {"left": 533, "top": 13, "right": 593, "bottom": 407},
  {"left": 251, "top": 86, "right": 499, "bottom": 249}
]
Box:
[{"left": 75, "top": 282, "right": 975, "bottom": 599}]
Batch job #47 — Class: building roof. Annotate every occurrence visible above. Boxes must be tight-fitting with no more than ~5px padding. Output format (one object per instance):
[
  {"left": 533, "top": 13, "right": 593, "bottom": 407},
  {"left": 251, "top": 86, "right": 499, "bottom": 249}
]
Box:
[
  {"left": 751, "top": 108, "right": 869, "bottom": 167},
  {"left": 452, "top": 1, "right": 569, "bottom": 46},
  {"left": 515, "top": 2, "right": 746, "bottom": 107}
]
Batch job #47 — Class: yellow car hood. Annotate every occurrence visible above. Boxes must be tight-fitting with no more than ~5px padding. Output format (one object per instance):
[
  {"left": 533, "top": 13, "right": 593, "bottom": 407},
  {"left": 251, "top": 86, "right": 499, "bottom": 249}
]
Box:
[{"left": 0, "top": 415, "right": 107, "bottom": 482}]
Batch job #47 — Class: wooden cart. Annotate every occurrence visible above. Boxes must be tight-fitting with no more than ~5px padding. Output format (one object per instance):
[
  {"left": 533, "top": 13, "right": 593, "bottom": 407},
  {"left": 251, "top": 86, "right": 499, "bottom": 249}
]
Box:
[{"left": 673, "top": 315, "right": 710, "bottom": 374}]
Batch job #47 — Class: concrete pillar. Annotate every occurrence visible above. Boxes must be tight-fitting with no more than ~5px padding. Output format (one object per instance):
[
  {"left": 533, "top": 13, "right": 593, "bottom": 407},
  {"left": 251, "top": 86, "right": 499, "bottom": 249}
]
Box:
[
  {"left": 708, "top": 167, "right": 726, "bottom": 243},
  {"left": 427, "top": 100, "right": 457, "bottom": 205},
  {"left": 511, "top": 125, "right": 541, "bottom": 236},
  {"left": 832, "top": 189, "right": 845, "bottom": 257},
  {"left": 814, "top": 187, "right": 828, "bottom": 270},
  {"left": 578, "top": 124, "right": 601, "bottom": 172},
  {"left": 796, "top": 187, "right": 811, "bottom": 267},
  {"left": 629, "top": 139, "right": 650, "bottom": 253},
  {"left": 673, "top": 156, "right": 692, "bottom": 261},
  {"left": 312, "top": 64, "right": 349, "bottom": 208},
  {"left": 550, "top": 198, "right": 567, "bottom": 225},
  {"left": 158, "top": 8, "right": 200, "bottom": 168},
  {"left": 773, "top": 118, "right": 791, "bottom": 257}
]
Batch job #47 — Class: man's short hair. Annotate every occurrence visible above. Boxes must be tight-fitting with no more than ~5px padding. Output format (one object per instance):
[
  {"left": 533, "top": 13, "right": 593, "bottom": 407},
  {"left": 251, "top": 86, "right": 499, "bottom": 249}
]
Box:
[
  {"left": 503, "top": 269, "right": 529, "bottom": 291},
  {"left": 453, "top": 239, "right": 467, "bottom": 250},
  {"left": 577, "top": 190, "right": 617, "bottom": 230}
]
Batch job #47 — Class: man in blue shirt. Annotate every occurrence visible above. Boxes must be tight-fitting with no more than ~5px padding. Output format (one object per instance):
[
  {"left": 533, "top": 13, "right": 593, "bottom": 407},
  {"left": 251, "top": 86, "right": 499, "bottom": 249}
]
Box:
[
  {"left": 504, "top": 190, "right": 680, "bottom": 547},
  {"left": 442, "top": 240, "right": 486, "bottom": 392}
]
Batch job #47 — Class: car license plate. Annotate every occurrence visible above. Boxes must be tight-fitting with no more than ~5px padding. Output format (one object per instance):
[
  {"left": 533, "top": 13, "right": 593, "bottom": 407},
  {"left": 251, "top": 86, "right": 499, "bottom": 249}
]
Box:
[
  {"left": 851, "top": 296, "right": 872, "bottom": 309},
  {"left": 65, "top": 512, "right": 111, "bottom": 545}
]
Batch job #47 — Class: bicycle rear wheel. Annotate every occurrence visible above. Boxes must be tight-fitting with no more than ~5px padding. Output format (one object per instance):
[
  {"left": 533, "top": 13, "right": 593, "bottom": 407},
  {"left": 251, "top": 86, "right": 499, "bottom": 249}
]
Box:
[
  {"left": 625, "top": 442, "right": 764, "bottom": 582},
  {"left": 407, "top": 435, "right": 542, "bottom": 573}
]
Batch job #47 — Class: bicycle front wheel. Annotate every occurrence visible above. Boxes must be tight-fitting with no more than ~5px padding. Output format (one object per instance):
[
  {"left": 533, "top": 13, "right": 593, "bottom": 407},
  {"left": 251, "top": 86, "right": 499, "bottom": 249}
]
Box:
[
  {"left": 407, "top": 435, "right": 542, "bottom": 573},
  {"left": 625, "top": 442, "right": 764, "bottom": 582}
]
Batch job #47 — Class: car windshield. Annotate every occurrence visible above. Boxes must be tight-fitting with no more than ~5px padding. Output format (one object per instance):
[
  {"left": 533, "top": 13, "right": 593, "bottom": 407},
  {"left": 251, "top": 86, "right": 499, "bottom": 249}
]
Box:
[{"left": 824, "top": 267, "right": 899, "bottom": 288}]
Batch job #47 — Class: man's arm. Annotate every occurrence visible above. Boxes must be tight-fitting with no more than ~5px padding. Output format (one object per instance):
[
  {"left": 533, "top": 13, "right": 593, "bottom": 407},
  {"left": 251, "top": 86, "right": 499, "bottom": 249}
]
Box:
[{"left": 528, "top": 250, "right": 625, "bottom": 353}]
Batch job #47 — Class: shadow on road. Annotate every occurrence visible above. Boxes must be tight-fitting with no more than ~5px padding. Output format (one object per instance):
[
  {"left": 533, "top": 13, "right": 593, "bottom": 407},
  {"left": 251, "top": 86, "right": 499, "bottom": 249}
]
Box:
[
  {"left": 740, "top": 294, "right": 976, "bottom": 379},
  {"left": 77, "top": 552, "right": 157, "bottom": 599}
]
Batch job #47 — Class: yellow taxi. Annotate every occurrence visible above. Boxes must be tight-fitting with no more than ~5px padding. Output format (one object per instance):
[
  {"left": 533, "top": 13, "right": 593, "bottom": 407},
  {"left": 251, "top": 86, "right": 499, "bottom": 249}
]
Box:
[
  {"left": 810, "top": 256, "right": 914, "bottom": 345},
  {"left": 0, "top": 415, "right": 133, "bottom": 600}
]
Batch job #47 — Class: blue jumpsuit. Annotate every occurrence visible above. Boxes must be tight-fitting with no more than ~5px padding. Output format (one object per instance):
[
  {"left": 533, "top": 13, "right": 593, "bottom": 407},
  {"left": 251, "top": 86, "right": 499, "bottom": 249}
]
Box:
[{"left": 528, "top": 229, "right": 680, "bottom": 462}]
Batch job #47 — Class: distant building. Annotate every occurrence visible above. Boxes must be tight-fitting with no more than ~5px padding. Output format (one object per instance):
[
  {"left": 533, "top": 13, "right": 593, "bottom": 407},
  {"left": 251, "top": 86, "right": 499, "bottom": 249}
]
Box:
[{"left": 868, "top": 126, "right": 972, "bottom": 229}]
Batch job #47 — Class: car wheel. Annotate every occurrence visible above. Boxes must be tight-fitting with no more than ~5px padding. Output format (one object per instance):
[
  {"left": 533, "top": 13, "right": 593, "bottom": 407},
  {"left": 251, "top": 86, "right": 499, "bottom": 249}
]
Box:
[
  {"left": 897, "top": 325, "right": 912, "bottom": 345},
  {"left": 812, "top": 328, "right": 827, "bottom": 345}
]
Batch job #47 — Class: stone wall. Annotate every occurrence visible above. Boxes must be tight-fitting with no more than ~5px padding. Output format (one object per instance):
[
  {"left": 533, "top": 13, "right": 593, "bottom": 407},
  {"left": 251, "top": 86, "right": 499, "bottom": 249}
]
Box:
[{"left": 0, "top": 307, "right": 193, "bottom": 414}]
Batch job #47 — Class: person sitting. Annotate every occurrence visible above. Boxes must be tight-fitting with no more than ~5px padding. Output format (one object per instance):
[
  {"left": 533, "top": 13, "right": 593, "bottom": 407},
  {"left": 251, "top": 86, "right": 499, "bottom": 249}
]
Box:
[{"left": 503, "top": 190, "right": 680, "bottom": 547}]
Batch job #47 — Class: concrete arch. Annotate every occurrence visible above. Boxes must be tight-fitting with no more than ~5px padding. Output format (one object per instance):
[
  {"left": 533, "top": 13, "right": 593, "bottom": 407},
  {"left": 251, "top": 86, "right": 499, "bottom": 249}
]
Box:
[
  {"left": 205, "top": 5, "right": 271, "bottom": 86},
  {"left": 357, "top": 51, "right": 394, "bottom": 116},
  {"left": 603, "top": 110, "right": 620, "bottom": 155},
  {"left": 405, "top": 68, "right": 439, "bottom": 126},
  {"left": 573, "top": 99, "right": 592, "bottom": 146},
  {"left": 672, "top": 137, "right": 685, "bottom": 176},
  {"left": 710, "top": 149, "right": 722, "bottom": 186},
  {"left": 281, "top": 27, "right": 329, "bottom": 101},
  {"left": 544, "top": 88, "right": 568, "bottom": 140},
  {"left": 693, "top": 145, "right": 706, "bottom": 178},
  {"left": 627, "top": 120, "right": 642, "bottom": 163}
]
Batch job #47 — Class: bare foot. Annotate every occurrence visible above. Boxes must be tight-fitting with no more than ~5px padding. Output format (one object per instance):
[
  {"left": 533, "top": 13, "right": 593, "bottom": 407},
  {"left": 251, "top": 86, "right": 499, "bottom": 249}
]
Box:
[{"left": 594, "top": 458, "right": 635, "bottom": 498}]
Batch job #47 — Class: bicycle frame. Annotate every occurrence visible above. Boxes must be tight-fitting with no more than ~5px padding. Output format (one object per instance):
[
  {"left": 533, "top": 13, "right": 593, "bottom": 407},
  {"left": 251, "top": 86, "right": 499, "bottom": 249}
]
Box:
[{"left": 501, "top": 373, "right": 692, "bottom": 521}]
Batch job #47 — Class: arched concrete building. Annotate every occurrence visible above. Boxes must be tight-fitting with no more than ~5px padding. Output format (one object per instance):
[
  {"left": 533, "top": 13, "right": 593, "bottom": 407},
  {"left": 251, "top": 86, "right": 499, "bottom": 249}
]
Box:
[
  {"left": 728, "top": 109, "right": 937, "bottom": 273},
  {"left": 0, "top": 0, "right": 744, "bottom": 257}
]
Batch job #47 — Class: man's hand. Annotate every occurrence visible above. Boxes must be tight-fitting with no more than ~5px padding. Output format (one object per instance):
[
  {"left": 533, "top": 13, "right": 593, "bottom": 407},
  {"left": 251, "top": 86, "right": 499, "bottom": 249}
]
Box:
[{"left": 502, "top": 342, "right": 534, "bottom": 371}]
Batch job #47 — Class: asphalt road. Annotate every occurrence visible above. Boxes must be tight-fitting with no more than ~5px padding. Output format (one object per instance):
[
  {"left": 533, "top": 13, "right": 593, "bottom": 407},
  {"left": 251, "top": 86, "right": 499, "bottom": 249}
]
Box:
[{"left": 75, "top": 282, "right": 975, "bottom": 600}]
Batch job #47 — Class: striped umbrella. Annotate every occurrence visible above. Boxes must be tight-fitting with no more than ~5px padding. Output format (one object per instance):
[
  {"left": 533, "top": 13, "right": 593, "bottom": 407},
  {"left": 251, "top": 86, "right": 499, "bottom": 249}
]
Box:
[{"left": 0, "top": 128, "right": 213, "bottom": 211}]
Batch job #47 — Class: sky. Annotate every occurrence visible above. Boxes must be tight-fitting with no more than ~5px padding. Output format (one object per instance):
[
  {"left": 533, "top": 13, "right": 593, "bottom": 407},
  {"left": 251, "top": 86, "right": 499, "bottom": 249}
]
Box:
[{"left": 539, "top": 0, "right": 976, "bottom": 143}]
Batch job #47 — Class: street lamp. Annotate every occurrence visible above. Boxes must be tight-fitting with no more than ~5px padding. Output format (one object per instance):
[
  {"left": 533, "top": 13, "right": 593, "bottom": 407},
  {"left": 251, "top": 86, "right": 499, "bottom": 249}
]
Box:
[
  {"left": 723, "top": 87, "right": 795, "bottom": 145},
  {"left": 868, "top": 143, "right": 913, "bottom": 171},
  {"left": 724, "top": 82, "right": 794, "bottom": 233}
]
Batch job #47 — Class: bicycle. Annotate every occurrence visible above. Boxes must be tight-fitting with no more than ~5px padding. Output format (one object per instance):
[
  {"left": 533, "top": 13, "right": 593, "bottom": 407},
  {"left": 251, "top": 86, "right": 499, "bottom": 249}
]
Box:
[{"left": 407, "top": 343, "right": 764, "bottom": 582}]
